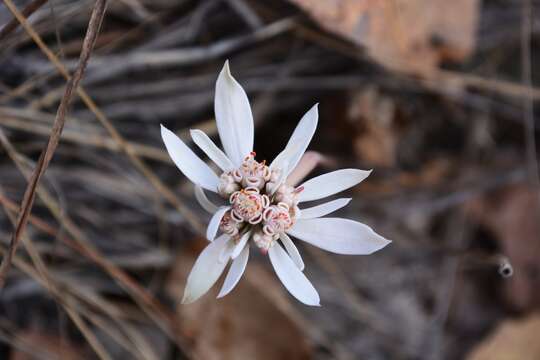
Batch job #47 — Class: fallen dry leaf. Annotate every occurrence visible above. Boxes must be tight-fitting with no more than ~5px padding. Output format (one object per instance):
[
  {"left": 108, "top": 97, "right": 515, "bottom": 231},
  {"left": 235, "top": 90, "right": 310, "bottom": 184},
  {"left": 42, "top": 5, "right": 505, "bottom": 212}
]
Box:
[
  {"left": 167, "top": 240, "right": 312, "bottom": 360},
  {"left": 467, "top": 314, "right": 540, "bottom": 360},
  {"left": 468, "top": 185, "right": 540, "bottom": 311},
  {"left": 291, "top": 0, "right": 479, "bottom": 74}
]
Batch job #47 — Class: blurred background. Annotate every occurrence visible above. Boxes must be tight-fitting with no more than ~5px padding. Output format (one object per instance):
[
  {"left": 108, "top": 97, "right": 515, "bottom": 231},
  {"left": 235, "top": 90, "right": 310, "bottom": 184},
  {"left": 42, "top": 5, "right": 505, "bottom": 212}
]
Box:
[{"left": 0, "top": 0, "right": 539, "bottom": 359}]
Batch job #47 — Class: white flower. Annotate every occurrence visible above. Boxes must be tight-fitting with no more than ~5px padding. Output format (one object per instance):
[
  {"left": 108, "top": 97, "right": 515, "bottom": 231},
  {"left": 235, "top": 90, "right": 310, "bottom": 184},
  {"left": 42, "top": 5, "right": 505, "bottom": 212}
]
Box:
[{"left": 161, "top": 61, "right": 391, "bottom": 306}]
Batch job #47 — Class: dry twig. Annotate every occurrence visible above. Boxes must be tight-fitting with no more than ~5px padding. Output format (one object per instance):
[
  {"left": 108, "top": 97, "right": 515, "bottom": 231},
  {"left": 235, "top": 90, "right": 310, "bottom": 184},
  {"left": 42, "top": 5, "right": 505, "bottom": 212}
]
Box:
[
  {"left": 0, "top": 0, "right": 49, "bottom": 41},
  {"left": 0, "top": 0, "right": 108, "bottom": 286}
]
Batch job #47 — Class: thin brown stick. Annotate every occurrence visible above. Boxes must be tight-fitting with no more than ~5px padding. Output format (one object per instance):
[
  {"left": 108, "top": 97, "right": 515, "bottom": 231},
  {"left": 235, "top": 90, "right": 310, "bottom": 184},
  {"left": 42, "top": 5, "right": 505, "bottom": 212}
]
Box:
[
  {"left": 0, "top": 131, "right": 194, "bottom": 358},
  {"left": 0, "top": 189, "right": 114, "bottom": 360},
  {"left": 0, "top": 0, "right": 49, "bottom": 41},
  {"left": 0, "top": 0, "right": 108, "bottom": 287},
  {"left": 0, "top": 190, "right": 157, "bottom": 360},
  {"left": 0, "top": 186, "right": 156, "bottom": 360},
  {"left": 0, "top": 240, "right": 114, "bottom": 360},
  {"left": 0, "top": 132, "right": 192, "bottom": 356},
  {"left": 2, "top": 0, "right": 205, "bottom": 234},
  {"left": 0, "top": 72, "right": 52, "bottom": 104},
  {"left": 0, "top": 116, "right": 170, "bottom": 162}
]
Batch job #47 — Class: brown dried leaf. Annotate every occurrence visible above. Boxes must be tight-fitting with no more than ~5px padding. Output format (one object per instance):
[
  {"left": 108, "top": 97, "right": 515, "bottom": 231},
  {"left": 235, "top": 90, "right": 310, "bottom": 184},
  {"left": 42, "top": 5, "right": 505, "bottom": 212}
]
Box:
[
  {"left": 468, "top": 185, "right": 540, "bottom": 310},
  {"left": 291, "top": 0, "right": 479, "bottom": 74},
  {"left": 167, "top": 241, "right": 312, "bottom": 360},
  {"left": 467, "top": 314, "right": 540, "bottom": 360}
]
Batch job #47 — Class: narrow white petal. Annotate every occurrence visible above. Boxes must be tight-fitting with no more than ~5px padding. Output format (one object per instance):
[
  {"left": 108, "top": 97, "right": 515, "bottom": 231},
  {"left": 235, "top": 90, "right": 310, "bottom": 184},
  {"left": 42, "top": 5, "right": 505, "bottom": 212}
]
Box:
[
  {"left": 190, "top": 129, "right": 234, "bottom": 172},
  {"left": 271, "top": 104, "right": 318, "bottom": 176},
  {"left": 279, "top": 233, "right": 304, "bottom": 271},
  {"left": 231, "top": 231, "right": 251, "bottom": 259},
  {"left": 182, "top": 235, "right": 230, "bottom": 304},
  {"left": 206, "top": 206, "right": 230, "bottom": 241},
  {"left": 194, "top": 186, "right": 219, "bottom": 214},
  {"left": 298, "top": 169, "right": 371, "bottom": 203},
  {"left": 299, "top": 198, "right": 352, "bottom": 219},
  {"left": 287, "top": 217, "right": 391, "bottom": 255},
  {"left": 160, "top": 125, "right": 219, "bottom": 192},
  {"left": 219, "top": 240, "right": 236, "bottom": 263},
  {"left": 217, "top": 245, "right": 249, "bottom": 298},
  {"left": 268, "top": 244, "right": 320, "bottom": 306},
  {"left": 214, "top": 61, "right": 254, "bottom": 167},
  {"left": 269, "top": 159, "right": 290, "bottom": 195}
]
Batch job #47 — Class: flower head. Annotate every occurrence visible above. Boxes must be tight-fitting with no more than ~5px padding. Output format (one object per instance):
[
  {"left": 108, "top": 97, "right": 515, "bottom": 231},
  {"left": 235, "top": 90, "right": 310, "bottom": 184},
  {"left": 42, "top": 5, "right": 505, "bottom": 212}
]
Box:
[{"left": 161, "top": 61, "right": 391, "bottom": 306}]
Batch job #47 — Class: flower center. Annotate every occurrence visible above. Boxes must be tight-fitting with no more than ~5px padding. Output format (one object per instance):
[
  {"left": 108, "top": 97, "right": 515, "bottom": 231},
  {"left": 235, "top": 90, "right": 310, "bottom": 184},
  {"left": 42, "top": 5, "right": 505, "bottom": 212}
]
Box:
[
  {"left": 233, "top": 152, "right": 270, "bottom": 190},
  {"left": 230, "top": 187, "right": 269, "bottom": 224},
  {"left": 262, "top": 203, "right": 294, "bottom": 235},
  {"left": 219, "top": 211, "right": 242, "bottom": 238},
  {"left": 218, "top": 153, "right": 301, "bottom": 252}
]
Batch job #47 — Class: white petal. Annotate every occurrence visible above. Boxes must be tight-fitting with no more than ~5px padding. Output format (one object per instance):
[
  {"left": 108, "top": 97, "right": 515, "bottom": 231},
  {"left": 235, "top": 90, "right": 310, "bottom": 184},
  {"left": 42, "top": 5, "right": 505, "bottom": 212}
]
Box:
[
  {"left": 214, "top": 61, "right": 254, "bottom": 167},
  {"left": 299, "top": 198, "right": 352, "bottom": 219},
  {"left": 182, "top": 235, "right": 230, "bottom": 304},
  {"left": 217, "top": 245, "right": 249, "bottom": 298},
  {"left": 268, "top": 244, "right": 320, "bottom": 306},
  {"left": 231, "top": 231, "right": 251, "bottom": 259},
  {"left": 279, "top": 233, "right": 304, "bottom": 271},
  {"left": 160, "top": 125, "right": 219, "bottom": 192},
  {"left": 298, "top": 169, "right": 371, "bottom": 203},
  {"left": 271, "top": 104, "right": 318, "bottom": 176},
  {"left": 268, "top": 159, "right": 290, "bottom": 195},
  {"left": 287, "top": 217, "right": 391, "bottom": 255},
  {"left": 206, "top": 206, "right": 230, "bottom": 241},
  {"left": 194, "top": 186, "right": 219, "bottom": 214},
  {"left": 219, "top": 240, "right": 236, "bottom": 263},
  {"left": 190, "top": 129, "right": 234, "bottom": 172}
]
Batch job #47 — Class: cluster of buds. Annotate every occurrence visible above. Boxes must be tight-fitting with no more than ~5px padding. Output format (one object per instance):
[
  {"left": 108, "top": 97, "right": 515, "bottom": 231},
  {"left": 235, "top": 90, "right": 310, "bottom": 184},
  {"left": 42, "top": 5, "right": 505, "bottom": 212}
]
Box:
[
  {"left": 218, "top": 153, "right": 301, "bottom": 252},
  {"left": 229, "top": 187, "right": 269, "bottom": 224}
]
